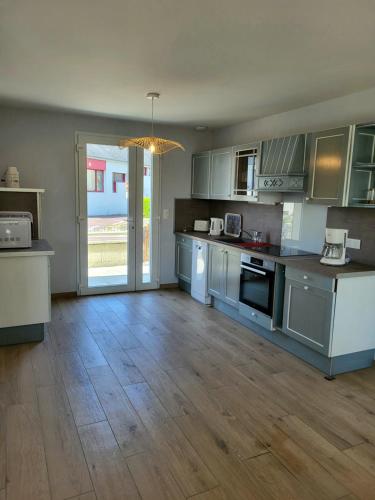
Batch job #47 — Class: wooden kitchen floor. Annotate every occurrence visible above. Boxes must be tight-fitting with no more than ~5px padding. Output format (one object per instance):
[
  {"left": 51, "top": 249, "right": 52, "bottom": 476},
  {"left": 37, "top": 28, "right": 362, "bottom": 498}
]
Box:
[{"left": 1, "top": 290, "right": 375, "bottom": 500}]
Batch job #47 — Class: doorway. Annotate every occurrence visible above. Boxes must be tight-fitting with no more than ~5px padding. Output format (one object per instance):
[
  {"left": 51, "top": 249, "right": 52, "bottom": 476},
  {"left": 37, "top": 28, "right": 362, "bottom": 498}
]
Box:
[{"left": 76, "top": 133, "right": 160, "bottom": 295}]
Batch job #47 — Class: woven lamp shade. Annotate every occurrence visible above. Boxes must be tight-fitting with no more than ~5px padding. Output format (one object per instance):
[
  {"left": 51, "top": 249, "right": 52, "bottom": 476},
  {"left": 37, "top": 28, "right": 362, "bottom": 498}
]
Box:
[{"left": 119, "top": 136, "right": 185, "bottom": 155}]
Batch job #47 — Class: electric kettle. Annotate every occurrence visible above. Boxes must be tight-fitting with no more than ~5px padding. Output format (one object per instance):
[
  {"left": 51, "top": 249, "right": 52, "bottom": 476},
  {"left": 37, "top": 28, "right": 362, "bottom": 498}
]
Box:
[{"left": 209, "top": 218, "right": 224, "bottom": 236}]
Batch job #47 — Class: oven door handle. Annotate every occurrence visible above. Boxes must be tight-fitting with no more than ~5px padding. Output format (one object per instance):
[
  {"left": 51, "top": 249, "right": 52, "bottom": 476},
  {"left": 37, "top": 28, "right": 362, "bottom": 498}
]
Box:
[{"left": 240, "top": 264, "right": 267, "bottom": 276}]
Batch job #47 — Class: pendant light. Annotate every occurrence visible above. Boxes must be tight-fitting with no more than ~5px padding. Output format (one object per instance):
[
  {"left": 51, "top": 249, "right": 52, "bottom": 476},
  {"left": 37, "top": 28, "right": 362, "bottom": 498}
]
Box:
[{"left": 119, "top": 92, "right": 185, "bottom": 155}]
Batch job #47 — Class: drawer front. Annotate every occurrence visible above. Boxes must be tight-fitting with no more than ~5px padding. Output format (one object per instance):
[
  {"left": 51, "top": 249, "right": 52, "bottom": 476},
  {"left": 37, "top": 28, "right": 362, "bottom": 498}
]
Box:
[
  {"left": 238, "top": 302, "right": 273, "bottom": 331},
  {"left": 285, "top": 266, "right": 334, "bottom": 291}
]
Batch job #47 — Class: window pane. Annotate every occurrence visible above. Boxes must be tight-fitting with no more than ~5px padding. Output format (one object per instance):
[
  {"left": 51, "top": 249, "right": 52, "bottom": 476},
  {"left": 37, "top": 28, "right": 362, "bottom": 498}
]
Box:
[
  {"left": 87, "top": 170, "right": 96, "bottom": 191},
  {"left": 96, "top": 171, "right": 104, "bottom": 192},
  {"left": 87, "top": 144, "right": 129, "bottom": 288},
  {"left": 142, "top": 150, "right": 152, "bottom": 283}
]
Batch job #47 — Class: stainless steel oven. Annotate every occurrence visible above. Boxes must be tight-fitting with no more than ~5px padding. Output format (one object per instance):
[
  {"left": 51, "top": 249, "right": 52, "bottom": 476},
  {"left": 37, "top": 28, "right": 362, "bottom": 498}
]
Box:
[{"left": 239, "top": 253, "right": 276, "bottom": 329}]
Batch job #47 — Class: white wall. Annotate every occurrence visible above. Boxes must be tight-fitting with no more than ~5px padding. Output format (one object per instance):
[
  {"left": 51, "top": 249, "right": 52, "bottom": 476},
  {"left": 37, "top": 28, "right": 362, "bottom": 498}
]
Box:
[{"left": 0, "top": 105, "right": 212, "bottom": 292}]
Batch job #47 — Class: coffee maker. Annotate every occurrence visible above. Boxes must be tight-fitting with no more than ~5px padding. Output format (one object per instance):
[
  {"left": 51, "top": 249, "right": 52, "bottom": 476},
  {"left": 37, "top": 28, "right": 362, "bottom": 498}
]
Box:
[{"left": 320, "top": 228, "right": 348, "bottom": 266}]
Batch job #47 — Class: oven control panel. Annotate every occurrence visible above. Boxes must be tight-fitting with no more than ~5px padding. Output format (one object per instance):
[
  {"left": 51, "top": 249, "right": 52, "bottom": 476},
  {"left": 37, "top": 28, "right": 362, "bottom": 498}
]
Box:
[{"left": 240, "top": 253, "right": 275, "bottom": 271}]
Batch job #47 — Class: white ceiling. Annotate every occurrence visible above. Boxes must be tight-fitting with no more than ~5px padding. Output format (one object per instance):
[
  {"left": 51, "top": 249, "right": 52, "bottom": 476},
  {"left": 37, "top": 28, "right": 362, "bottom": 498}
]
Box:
[{"left": 1, "top": 0, "right": 375, "bottom": 127}]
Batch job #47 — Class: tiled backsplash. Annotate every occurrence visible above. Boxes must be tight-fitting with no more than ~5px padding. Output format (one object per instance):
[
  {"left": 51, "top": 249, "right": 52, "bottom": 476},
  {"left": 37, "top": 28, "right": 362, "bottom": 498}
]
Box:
[
  {"left": 327, "top": 207, "right": 375, "bottom": 265},
  {"left": 174, "top": 199, "right": 211, "bottom": 232},
  {"left": 207, "top": 201, "right": 283, "bottom": 245},
  {"left": 175, "top": 199, "right": 283, "bottom": 245}
]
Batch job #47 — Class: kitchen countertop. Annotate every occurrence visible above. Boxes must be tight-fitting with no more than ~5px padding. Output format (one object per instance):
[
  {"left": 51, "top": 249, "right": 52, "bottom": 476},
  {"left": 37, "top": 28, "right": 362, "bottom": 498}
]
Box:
[
  {"left": 0, "top": 239, "right": 54, "bottom": 257},
  {"left": 176, "top": 231, "right": 375, "bottom": 279}
]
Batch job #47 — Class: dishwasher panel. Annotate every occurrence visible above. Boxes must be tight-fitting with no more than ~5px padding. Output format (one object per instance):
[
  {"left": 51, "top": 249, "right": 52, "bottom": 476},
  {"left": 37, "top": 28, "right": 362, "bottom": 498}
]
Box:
[{"left": 191, "top": 240, "right": 211, "bottom": 305}]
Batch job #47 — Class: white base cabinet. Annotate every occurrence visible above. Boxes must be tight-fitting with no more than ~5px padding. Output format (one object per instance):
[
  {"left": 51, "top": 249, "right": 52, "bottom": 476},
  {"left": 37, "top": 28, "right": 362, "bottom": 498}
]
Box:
[{"left": 0, "top": 254, "right": 52, "bottom": 328}]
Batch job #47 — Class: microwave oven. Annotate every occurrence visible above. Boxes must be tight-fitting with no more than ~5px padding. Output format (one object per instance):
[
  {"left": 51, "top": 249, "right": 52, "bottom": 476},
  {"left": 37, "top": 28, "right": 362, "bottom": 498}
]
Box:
[{"left": 0, "top": 211, "right": 33, "bottom": 249}]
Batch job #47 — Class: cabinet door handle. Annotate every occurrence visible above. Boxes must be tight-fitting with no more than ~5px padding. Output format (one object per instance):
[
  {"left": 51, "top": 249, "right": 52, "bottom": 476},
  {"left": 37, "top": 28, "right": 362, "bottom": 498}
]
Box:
[
  {"left": 304, "top": 285, "right": 309, "bottom": 290},
  {"left": 303, "top": 275, "right": 309, "bottom": 280}
]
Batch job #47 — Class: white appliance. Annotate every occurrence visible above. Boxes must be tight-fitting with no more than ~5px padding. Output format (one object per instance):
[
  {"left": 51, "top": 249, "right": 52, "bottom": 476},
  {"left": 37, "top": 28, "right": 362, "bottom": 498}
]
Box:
[
  {"left": 191, "top": 240, "right": 211, "bottom": 304},
  {"left": 0, "top": 211, "right": 33, "bottom": 249},
  {"left": 224, "top": 213, "right": 241, "bottom": 237},
  {"left": 209, "top": 217, "right": 224, "bottom": 236},
  {"left": 194, "top": 219, "right": 210, "bottom": 232},
  {"left": 320, "top": 228, "right": 348, "bottom": 266}
]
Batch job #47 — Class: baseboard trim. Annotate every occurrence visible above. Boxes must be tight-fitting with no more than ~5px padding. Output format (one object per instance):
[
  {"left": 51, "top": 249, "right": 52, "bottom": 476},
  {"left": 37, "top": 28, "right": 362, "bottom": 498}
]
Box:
[
  {"left": 160, "top": 283, "right": 179, "bottom": 289},
  {"left": 52, "top": 291, "right": 78, "bottom": 299}
]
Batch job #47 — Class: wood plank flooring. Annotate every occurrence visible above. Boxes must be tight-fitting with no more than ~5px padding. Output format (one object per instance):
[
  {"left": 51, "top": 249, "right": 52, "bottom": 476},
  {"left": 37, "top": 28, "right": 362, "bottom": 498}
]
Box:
[{"left": 1, "top": 289, "right": 375, "bottom": 499}]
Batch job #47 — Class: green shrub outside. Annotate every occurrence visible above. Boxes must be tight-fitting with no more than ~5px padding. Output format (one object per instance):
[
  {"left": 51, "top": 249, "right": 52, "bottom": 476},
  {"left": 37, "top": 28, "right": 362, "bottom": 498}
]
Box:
[{"left": 143, "top": 197, "right": 151, "bottom": 218}]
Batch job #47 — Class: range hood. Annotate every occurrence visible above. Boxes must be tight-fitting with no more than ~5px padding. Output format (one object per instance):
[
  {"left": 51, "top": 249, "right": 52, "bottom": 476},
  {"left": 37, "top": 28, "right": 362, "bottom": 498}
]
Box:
[{"left": 257, "top": 134, "right": 306, "bottom": 192}]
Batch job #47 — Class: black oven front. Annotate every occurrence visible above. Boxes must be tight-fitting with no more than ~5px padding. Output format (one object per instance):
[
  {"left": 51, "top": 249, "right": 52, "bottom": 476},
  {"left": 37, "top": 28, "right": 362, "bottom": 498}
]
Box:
[{"left": 239, "top": 253, "right": 275, "bottom": 317}]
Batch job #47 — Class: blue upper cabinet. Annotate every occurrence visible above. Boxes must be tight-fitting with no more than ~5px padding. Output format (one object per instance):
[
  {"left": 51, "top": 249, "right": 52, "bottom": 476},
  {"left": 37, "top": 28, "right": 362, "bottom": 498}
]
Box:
[
  {"left": 306, "top": 126, "right": 353, "bottom": 206},
  {"left": 347, "top": 124, "right": 375, "bottom": 207},
  {"left": 231, "top": 143, "right": 260, "bottom": 202},
  {"left": 192, "top": 148, "right": 232, "bottom": 200},
  {"left": 210, "top": 148, "right": 233, "bottom": 200},
  {"left": 192, "top": 151, "right": 211, "bottom": 199}
]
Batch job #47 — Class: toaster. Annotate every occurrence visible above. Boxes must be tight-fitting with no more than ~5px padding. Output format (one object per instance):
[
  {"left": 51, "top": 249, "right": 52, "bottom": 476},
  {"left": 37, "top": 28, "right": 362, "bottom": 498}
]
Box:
[
  {"left": 194, "top": 219, "right": 210, "bottom": 232},
  {"left": 0, "top": 211, "right": 33, "bottom": 249}
]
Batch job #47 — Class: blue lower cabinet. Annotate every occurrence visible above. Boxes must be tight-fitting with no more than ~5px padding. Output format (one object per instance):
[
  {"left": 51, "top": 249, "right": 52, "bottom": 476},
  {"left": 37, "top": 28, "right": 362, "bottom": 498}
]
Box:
[
  {"left": 282, "top": 278, "right": 335, "bottom": 355},
  {"left": 175, "top": 236, "right": 193, "bottom": 283},
  {"left": 208, "top": 245, "right": 240, "bottom": 309}
]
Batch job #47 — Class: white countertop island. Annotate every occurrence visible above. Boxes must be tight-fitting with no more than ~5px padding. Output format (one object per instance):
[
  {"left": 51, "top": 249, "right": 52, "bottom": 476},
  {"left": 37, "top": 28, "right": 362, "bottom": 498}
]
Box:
[{"left": 0, "top": 239, "right": 54, "bottom": 345}]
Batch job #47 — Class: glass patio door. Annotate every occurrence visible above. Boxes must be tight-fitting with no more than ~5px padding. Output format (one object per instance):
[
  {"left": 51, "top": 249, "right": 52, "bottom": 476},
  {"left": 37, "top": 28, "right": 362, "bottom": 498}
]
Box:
[{"left": 76, "top": 133, "right": 160, "bottom": 295}]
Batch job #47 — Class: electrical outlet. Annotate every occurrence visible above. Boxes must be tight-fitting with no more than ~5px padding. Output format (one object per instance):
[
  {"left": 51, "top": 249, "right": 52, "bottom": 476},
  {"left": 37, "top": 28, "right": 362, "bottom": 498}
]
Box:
[{"left": 347, "top": 237, "right": 361, "bottom": 250}]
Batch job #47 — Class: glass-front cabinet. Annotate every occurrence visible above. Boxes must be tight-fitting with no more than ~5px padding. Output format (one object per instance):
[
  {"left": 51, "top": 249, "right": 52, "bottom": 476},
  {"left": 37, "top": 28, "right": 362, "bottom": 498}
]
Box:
[
  {"left": 232, "top": 143, "right": 260, "bottom": 202},
  {"left": 347, "top": 123, "right": 375, "bottom": 207}
]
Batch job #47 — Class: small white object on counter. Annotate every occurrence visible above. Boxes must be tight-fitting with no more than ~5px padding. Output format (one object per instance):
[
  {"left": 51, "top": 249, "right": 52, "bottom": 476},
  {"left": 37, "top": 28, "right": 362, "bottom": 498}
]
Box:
[
  {"left": 3, "top": 166, "right": 20, "bottom": 188},
  {"left": 194, "top": 220, "right": 210, "bottom": 232},
  {"left": 209, "top": 218, "right": 224, "bottom": 236}
]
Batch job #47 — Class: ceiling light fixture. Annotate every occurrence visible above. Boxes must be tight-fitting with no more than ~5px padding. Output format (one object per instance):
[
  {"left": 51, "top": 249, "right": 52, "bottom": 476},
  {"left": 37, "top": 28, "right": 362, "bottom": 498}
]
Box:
[{"left": 119, "top": 92, "right": 185, "bottom": 155}]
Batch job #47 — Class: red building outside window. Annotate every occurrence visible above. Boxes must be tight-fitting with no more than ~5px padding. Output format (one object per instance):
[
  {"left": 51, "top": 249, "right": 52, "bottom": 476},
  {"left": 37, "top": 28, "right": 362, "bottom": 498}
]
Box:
[
  {"left": 87, "top": 158, "right": 106, "bottom": 192},
  {"left": 112, "top": 172, "right": 126, "bottom": 192}
]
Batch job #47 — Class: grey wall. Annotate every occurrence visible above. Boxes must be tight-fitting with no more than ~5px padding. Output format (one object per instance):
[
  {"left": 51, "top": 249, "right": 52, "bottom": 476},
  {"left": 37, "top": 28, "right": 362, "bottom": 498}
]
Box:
[
  {"left": 212, "top": 87, "right": 375, "bottom": 259},
  {"left": 0, "top": 105, "right": 212, "bottom": 292},
  {"left": 213, "top": 87, "right": 375, "bottom": 148}
]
